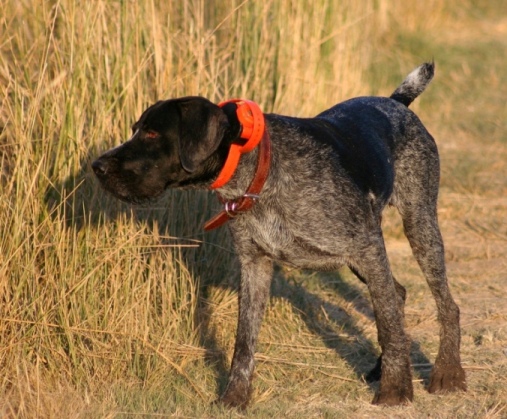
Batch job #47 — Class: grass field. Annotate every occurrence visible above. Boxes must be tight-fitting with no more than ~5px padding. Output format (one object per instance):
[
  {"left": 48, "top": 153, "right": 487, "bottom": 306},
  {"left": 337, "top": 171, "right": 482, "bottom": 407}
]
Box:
[{"left": 1, "top": 0, "right": 506, "bottom": 417}]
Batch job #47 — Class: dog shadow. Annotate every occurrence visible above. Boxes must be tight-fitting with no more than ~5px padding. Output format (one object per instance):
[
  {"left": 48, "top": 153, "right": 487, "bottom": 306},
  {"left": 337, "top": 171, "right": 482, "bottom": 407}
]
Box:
[
  {"left": 268, "top": 269, "right": 432, "bottom": 390},
  {"left": 46, "top": 154, "right": 433, "bottom": 399},
  {"left": 270, "top": 268, "right": 380, "bottom": 382}
]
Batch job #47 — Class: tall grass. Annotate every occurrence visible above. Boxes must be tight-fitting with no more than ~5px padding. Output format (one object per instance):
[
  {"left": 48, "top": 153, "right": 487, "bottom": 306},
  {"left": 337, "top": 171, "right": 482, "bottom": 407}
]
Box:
[{"left": 0, "top": 0, "right": 380, "bottom": 414}]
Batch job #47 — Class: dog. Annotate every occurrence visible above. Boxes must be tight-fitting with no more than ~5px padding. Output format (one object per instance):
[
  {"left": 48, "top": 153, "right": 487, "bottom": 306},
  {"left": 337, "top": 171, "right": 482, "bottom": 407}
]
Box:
[{"left": 92, "top": 62, "right": 466, "bottom": 408}]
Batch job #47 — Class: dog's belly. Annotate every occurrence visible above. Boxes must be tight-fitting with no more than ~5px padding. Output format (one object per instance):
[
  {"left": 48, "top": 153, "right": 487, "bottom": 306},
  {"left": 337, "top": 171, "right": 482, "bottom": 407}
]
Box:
[
  {"left": 259, "top": 239, "right": 345, "bottom": 271},
  {"left": 244, "top": 215, "right": 347, "bottom": 271},
  {"left": 270, "top": 247, "right": 345, "bottom": 271}
]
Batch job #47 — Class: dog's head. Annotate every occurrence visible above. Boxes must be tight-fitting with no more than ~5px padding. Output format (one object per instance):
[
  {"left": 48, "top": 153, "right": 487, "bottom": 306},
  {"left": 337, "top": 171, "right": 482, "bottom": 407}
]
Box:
[{"left": 92, "top": 97, "right": 235, "bottom": 203}]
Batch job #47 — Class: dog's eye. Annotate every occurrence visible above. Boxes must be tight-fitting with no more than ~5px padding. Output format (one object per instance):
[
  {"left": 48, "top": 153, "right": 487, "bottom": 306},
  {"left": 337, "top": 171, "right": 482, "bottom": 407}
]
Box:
[{"left": 145, "top": 130, "right": 159, "bottom": 139}]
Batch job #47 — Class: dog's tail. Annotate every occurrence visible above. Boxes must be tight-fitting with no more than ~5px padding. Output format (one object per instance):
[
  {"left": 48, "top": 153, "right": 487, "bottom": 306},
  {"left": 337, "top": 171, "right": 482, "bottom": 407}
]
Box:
[{"left": 389, "top": 62, "right": 435, "bottom": 107}]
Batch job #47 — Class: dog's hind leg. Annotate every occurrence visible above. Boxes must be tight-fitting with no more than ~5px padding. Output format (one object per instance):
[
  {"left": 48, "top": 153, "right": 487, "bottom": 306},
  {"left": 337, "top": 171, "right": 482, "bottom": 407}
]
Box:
[
  {"left": 399, "top": 205, "right": 466, "bottom": 393},
  {"left": 350, "top": 234, "right": 413, "bottom": 405},
  {"left": 219, "top": 247, "right": 273, "bottom": 409},
  {"left": 349, "top": 266, "right": 407, "bottom": 383},
  {"left": 393, "top": 135, "right": 467, "bottom": 393}
]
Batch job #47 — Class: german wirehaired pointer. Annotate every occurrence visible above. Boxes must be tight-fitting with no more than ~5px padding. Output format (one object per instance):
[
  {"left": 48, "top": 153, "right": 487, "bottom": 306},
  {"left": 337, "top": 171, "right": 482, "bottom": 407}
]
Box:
[{"left": 93, "top": 62, "right": 466, "bottom": 408}]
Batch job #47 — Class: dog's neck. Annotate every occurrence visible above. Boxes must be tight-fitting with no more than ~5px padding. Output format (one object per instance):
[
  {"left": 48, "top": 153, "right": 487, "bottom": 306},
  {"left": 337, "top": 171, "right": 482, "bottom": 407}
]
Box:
[
  {"left": 204, "top": 101, "right": 272, "bottom": 230},
  {"left": 212, "top": 102, "right": 267, "bottom": 196}
]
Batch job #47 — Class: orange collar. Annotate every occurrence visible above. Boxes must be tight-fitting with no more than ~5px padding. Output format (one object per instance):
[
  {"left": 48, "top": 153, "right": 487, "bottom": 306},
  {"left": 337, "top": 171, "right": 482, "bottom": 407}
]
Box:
[
  {"left": 204, "top": 99, "right": 271, "bottom": 231},
  {"left": 210, "top": 99, "right": 265, "bottom": 189}
]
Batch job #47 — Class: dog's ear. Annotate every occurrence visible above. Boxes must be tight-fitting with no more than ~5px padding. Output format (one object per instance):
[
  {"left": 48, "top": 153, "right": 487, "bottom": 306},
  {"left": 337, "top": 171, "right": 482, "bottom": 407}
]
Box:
[{"left": 177, "top": 99, "right": 228, "bottom": 173}]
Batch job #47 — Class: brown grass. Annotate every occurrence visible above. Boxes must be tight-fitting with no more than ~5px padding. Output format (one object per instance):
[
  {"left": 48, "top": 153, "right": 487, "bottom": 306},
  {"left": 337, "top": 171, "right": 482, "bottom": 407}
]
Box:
[{"left": 0, "top": 0, "right": 506, "bottom": 417}]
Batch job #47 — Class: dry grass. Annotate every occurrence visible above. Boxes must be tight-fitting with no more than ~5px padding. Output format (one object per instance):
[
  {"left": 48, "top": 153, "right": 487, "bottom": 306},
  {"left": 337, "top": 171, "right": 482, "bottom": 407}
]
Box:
[{"left": 0, "top": 0, "right": 506, "bottom": 417}]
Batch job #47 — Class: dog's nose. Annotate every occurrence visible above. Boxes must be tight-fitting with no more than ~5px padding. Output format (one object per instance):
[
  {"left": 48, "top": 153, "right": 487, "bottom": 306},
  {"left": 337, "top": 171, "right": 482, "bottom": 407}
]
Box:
[{"left": 92, "top": 159, "right": 108, "bottom": 177}]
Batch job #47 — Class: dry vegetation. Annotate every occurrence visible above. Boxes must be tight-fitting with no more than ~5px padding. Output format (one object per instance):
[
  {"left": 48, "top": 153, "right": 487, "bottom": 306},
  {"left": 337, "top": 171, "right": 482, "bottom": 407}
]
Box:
[{"left": 0, "top": 0, "right": 506, "bottom": 417}]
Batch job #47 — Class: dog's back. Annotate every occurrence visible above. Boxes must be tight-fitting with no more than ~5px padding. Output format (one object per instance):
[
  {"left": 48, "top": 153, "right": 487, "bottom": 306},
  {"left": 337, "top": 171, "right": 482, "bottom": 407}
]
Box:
[
  {"left": 315, "top": 62, "right": 437, "bottom": 209},
  {"left": 220, "top": 63, "right": 439, "bottom": 273}
]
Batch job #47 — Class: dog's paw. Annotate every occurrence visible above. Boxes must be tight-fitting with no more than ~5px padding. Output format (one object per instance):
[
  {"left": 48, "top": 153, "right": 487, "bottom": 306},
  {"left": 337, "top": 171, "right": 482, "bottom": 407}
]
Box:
[
  {"left": 428, "top": 364, "right": 467, "bottom": 394},
  {"left": 219, "top": 380, "right": 252, "bottom": 410},
  {"left": 372, "top": 382, "right": 413, "bottom": 406},
  {"left": 372, "top": 370, "right": 414, "bottom": 406}
]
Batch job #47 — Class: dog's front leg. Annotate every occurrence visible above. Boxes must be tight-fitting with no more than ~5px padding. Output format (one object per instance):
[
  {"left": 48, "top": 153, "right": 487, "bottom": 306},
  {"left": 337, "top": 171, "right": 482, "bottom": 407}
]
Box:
[{"left": 220, "top": 251, "right": 273, "bottom": 409}]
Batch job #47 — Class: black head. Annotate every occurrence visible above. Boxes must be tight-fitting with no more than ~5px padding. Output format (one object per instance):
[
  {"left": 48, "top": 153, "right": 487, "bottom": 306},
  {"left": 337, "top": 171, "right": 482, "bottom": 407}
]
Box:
[{"left": 92, "top": 96, "right": 235, "bottom": 203}]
